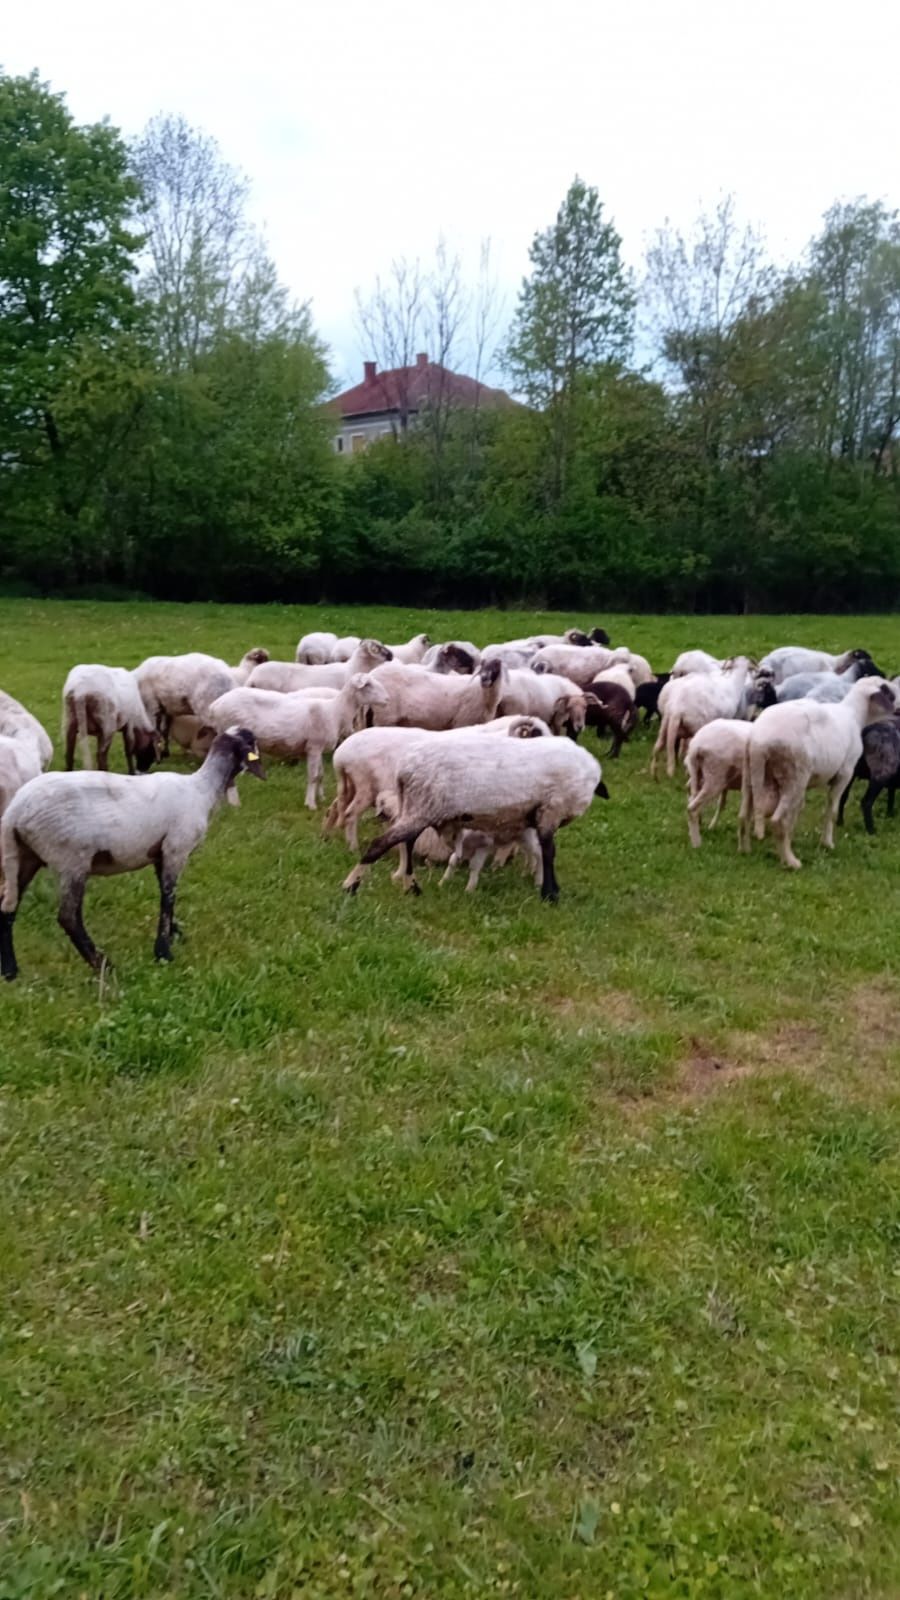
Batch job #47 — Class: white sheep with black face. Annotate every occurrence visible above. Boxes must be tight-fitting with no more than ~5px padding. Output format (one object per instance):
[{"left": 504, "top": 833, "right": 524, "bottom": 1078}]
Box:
[
  {"left": 757, "top": 645, "right": 879, "bottom": 685},
  {"left": 0, "top": 728, "right": 264, "bottom": 980}
]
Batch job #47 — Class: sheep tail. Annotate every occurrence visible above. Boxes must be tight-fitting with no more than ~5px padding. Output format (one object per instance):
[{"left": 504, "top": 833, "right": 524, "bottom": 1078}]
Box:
[
  {"left": 749, "top": 740, "right": 770, "bottom": 839},
  {"left": 75, "top": 697, "right": 93, "bottom": 769}
]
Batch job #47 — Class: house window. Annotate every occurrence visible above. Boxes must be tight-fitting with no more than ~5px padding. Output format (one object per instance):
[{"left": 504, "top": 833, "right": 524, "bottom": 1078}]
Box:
[
  {"left": 336, "top": 437, "right": 344, "bottom": 453},
  {"left": 351, "top": 433, "right": 367, "bottom": 453}
]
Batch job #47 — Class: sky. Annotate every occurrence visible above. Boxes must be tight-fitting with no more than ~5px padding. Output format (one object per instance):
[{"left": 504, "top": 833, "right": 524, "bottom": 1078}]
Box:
[{"left": 5, "top": 0, "right": 899, "bottom": 387}]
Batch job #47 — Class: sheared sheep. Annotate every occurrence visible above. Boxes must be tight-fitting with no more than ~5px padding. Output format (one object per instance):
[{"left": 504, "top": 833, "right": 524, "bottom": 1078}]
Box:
[
  {"left": 757, "top": 646, "right": 878, "bottom": 685},
  {"left": 0, "top": 690, "right": 53, "bottom": 770},
  {"left": 651, "top": 658, "right": 757, "bottom": 778},
  {"left": 63, "top": 664, "right": 159, "bottom": 773},
  {"left": 368, "top": 658, "right": 507, "bottom": 731},
  {"left": 684, "top": 719, "right": 753, "bottom": 847},
  {"left": 248, "top": 639, "right": 392, "bottom": 694},
  {"left": 295, "top": 630, "right": 339, "bottom": 664}
]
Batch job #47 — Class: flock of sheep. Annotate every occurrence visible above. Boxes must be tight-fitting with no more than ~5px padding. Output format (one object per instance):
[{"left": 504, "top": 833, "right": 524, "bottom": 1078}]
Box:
[{"left": 0, "top": 623, "right": 897, "bottom": 980}]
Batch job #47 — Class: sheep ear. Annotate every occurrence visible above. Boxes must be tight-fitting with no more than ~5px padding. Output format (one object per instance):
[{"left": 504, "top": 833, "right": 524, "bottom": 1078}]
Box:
[{"left": 226, "top": 783, "right": 241, "bottom": 808}]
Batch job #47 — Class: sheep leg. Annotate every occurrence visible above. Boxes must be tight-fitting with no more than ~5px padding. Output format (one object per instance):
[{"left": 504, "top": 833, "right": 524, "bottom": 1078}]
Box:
[
  {"left": 686, "top": 791, "right": 705, "bottom": 848},
  {"left": 344, "top": 822, "right": 427, "bottom": 894},
  {"left": 57, "top": 875, "right": 105, "bottom": 971},
  {"left": 122, "top": 727, "right": 136, "bottom": 776},
  {"left": 304, "top": 750, "right": 323, "bottom": 810},
  {"left": 708, "top": 794, "right": 726, "bottom": 829},
  {"left": 0, "top": 839, "right": 44, "bottom": 981},
  {"left": 823, "top": 771, "right": 851, "bottom": 848},
  {"left": 153, "top": 866, "right": 179, "bottom": 962},
  {"left": 771, "top": 796, "right": 803, "bottom": 870},
  {"left": 465, "top": 844, "right": 492, "bottom": 892},
  {"left": 538, "top": 830, "right": 559, "bottom": 902},
  {"left": 64, "top": 715, "right": 77, "bottom": 772},
  {"left": 97, "top": 735, "right": 112, "bottom": 773},
  {"left": 837, "top": 776, "right": 854, "bottom": 826},
  {"left": 861, "top": 779, "right": 884, "bottom": 837}
]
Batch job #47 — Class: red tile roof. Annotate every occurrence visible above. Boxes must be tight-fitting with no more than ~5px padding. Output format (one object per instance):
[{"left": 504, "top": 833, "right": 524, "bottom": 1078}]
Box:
[{"left": 333, "top": 355, "right": 516, "bottom": 418}]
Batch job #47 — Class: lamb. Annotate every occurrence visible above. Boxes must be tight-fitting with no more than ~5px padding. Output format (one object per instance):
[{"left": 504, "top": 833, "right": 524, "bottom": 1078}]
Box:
[
  {"left": 670, "top": 650, "right": 723, "bottom": 678},
  {"left": 634, "top": 673, "right": 670, "bottom": 725},
  {"left": 420, "top": 824, "right": 544, "bottom": 893},
  {"left": 420, "top": 641, "right": 482, "bottom": 674},
  {"left": 134, "top": 650, "right": 268, "bottom": 755},
  {"left": 343, "top": 733, "right": 607, "bottom": 902},
  {"left": 757, "top": 646, "right": 877, "bottom": 685},
  {"left": 248, "top": 639, "right": 392, "bottom": 694},
  {"left": 0, "top": 728, "right": 264, "bottom": 980},
  {"left": 651, "top": 658, "right": 757, "bottom": 778},
  {"left": 62, "top": 664, "right": 159, "bottom": 773},
  {"left": 738, "top": 677, "right": 897, "bottom": 868},
  {"left": 368, "top": 658, "right": 507, "bottom": 732},
  {"left": 325, "top": 715, "right": 551, "bottom": 851},
  {"left": 295, "top": 630, "right": 339, "bottom": 664},
  {"left": 590, "top": 663, "right": 636, "bottom": 701},
  {"left": 584, "top": 680, "right": 637, "bottom": 757},
  {"left": 0, "top": 690, "right": 53, "bottom": 770},
  {"left": 207, "top": 673, "right": 390, "bottom": 808},
  {"left": 0, "top": 734, "right": 43, "bottom": 824},
  {"left": 684, "top": 720, "right": 754, "bottom": 847},
  {"left": 496, "top": 669, "right": 591, "bottom": 737},
  {"left": 837, "top": 714, "right": 900, "bottom": 835}
]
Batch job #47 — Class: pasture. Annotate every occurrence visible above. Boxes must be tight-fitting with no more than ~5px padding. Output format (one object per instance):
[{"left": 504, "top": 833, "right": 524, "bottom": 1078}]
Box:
[{"left": 2, "top": 598, "right": 900, "bottom": 1598}]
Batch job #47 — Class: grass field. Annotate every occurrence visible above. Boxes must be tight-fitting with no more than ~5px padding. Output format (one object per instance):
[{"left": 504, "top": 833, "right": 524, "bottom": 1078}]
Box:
[{"left": 2, "top": 599, "right": 900, "bottom": 1598}]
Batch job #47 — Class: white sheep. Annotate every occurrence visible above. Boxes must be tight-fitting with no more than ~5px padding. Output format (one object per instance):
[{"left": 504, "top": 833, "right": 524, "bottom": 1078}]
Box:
[
  {"left": 684, "top": 720, "right": 754, "bottom": 847},
  {"left": 757, "top": 646, "right": 878, "bottom": 685},
  {"left": 325, "top": 715, "right": 551, "bottom": 851},
  {"left": 590, "top": 663, "right": 636, "bottom": 702},
  {"left": 738, "top": 677, "right": 897, "bottom": 868},
  {"left": 0, "top": 733, "right": 43, "bottom": 824},
  {"left": 420, "top": 641, "right": 482, "bottom": 674},
  {"left": 295, "top": 630, "right": 339, "bottom": 664},
  {"left": 330, "top": 635, "right": 361, "bottom": 662},
  {"left": 367, "top": 658, "right": 506, "bottom": 732},
  {"left": 343, "top": 734, "right": 606, "bottom": 901},
  {"left": 62, "top": 664, "right": 159, "bottom": 773},
  {"left": 248, "top": 639, "right": 392, "bottom": 694},
  {"left": 670, "top": 650, "right": 723, "bottom": 678},
  {"left": 384, "top": 632, "right": 431, "bottom": 664},
  {"left": 0, "top": 728, "right": 264, "bottom": 979},
  {"left": 208, "top": 673, "right": 389, "bottom": 808},
  {"left": 530, "top": 643, "right": 623, "bottom": 687},
  {"left": 651, "top": 657, "right": 756, "bottom": 778},
  {"left": 496, "top": 669, "right": 591, "bottom": 736},
  {"left": 134, "top": 650, "right": 268, "bottom": 754},
  {"left": 0, "top": 690, "right": 53, "bottom": 770}
]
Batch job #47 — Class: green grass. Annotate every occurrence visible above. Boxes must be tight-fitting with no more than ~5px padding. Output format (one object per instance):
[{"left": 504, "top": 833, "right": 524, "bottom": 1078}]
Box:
[{"left": 2, "top": 599, "right": 900, "bottom": 1598}]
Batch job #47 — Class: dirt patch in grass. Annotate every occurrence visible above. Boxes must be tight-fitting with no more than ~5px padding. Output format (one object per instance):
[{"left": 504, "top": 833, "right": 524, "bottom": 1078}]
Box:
[
  {"left": 669, "top": 1021, "right": 826, "bottom": 1104},
  {"left": 842, "top": 979, "right": 900, "bottom": 1051},
  {"left": 544, "top": 989, "right": 647, "bottom": 1029}
]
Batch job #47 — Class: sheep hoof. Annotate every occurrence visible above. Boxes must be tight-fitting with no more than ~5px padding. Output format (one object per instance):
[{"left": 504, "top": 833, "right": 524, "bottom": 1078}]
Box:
[
  {"left": 2, "top": 969, "right": 18, "bottom": 983},
  {"left": 406, "top": 879, "right": 422, "bottom": 897},
  {"left": 154, "top": 942, "right": 173, "bottom": 962}
]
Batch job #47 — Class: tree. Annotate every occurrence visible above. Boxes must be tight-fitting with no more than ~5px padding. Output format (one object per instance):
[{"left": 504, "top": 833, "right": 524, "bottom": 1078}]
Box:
[
  {"left": 504, "top": 177, "right": 634, "bottom": 506},
  {"left": 0, "top": 70, "right": 142, "bottom": 578}
]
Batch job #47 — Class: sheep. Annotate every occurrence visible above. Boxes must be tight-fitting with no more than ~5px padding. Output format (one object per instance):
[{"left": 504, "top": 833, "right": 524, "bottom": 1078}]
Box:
[
  {"left": 751, "top": 660, "right": 884, "bottom": 711},
  {"left": 0, "top": 691, "right": 53, "bottom": 770},
  {"left": 295, "top": 630, "right": 339, "bottom": 664},
  {"left": 0, "top": 728, "right": 264, "bottom": 980},
  {"left": 62, "top": 665, "right": 160, "bottom": 774},
  {"left": 384, "top": 632, "right": 431, "bottom": 664},
  {"left": 837, "top": 715, "right": 900, "bottom": 835},
  {"left": 368, "top": 658, "right": 507, "bottom": 732},
  {"left": 424, "top": 825, "right": 544, "bottom": 893},
  {"left": 167, "top": 716, "right": 217, "bottom": 759},
  {"left": 325, "top": 715, "right": 551, "bottom": 851},
  {"left": 530, "top": 643, "right": 622, "bottom": 687},
  {"left": 0, "top": 733, "right": 43, "bottom": 824},
  {"left": 757, "top": 646, "right": 878, "bottom": 685},
  {"left": 651, "top": 658, "right": 757, "bottom": 778},
  {"left": 248, "top": 639, "right": 392, "bottom": 694},
  {"left": 496, "top": 669, "right": 591, "bottom": 737},
  {"left": 584, "top": 680, "right": 637, "bottom": 757},
  {"left": 634, "top": 673, "right": 670, "bottom": 725},
  {"left": 684, "top": 720, "right": 754, "bottom": 847},
  {"left": 670, "top": 650, "right": 723, "bottom": 678},
  {"left": 738, "top": 677, "right": 897, "bottom": 868},
  {"left": 420, "top": 641, "right": 482, "bottom": 674},
  {"left": 134, "top": 650, "right": 268, "bottom": 755},
  {"left": 591, "top": 663, "right": 636, "bottom": 701},
  {"left": 330, "top": 635, "right": 361, "bottom": 662},
  {"left": 207, "top": 673, "right": 389, "bottom": 808},
  {"left": 343, "top": 733, "right": 607, "bottom": 902}
]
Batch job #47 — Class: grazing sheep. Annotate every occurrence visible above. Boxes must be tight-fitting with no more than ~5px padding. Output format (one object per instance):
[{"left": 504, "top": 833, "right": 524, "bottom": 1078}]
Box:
[
  {"left": 369, "top": 658, "right": 507, "bottom": 732},
  {"left": 134, "top": 650, "right": 267, "bottom": 755},
  {"left": 248, "top": 639, "right": 392, "bottom": 694},
  {"left": 838, "top": 715, "right": 900, "bottom": 835},
  {"left": 591, "top": 663, "right": 636, "bottom": 701},
  {"left": 330, "top": 635, "right": 361, "bottom": 662},
  {"left": 757, "top": 646, "right": 877, "bottom": 685},
  {"left": 0, "top": 728, "right": 264, "bottom": 980},
  {"left": 684, "top": 720, "right": 754, "bottom": 847},
  {"left": 384, "top": 632, "right": 431, "bottom": 664},
  {"left": 738, "top": 677, "right": 897, "bottom": 868},
  {"left": 634, "top": 674, "right": 670, "bottom": 725},
  {"left": 496, "top": 669, "right": 591, "bottom": 737},
  {"left": 324, "top": 716, "right": 551, "bottom": 851},
  {"left": 584, "top": 679, "right": 637, "bottom": 757},
  {"left": 0, "top": 733, "right": 43, "bottom": 824},
  {"left": 651, "top": 658, "right": 757, "bottom": 778},
  {"left": 63, "top": 664, "right": 159, "bottom": 774},
  {"left": 530, "top": 643, "right": 622, "bottom": 687},
  {"left": 167, "top": 716, "right": 217, "bottom": 759},
  {"left": 420, "top": 641, "right": 482, "bottom": 674},
  {"left": 0, "top": 690, "right": 53, "bottom": 770},
  {"left": 208, "top": 673, "right": 389, "bottom": 809},
  {"left": 670, "top": 650, "right": 723, "bottom": 678},
  {"left": 344, "top": 732, "right": 607, "bottom": 901},
  {"left": 295, "top": 630, "right": 339, "bottom": 664},
  {"left": 756, "top": 660, "right": 883, "bottom": 708}
]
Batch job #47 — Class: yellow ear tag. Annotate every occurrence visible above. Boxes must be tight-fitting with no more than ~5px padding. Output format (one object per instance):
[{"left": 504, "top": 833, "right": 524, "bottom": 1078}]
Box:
[{"left": 247, "top": 750, "right": 260, "bottom": 761}]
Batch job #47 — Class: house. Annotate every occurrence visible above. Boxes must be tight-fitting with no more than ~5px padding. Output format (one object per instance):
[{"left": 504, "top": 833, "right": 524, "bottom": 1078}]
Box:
[{"left": 331, "top": 352, "right": 516, "bottom": 454}]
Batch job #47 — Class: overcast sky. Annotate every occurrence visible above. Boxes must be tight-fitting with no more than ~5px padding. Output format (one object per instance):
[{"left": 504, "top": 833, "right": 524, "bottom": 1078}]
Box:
[{"left": 5, "top": 0, "right": 899, "bottom": 387}]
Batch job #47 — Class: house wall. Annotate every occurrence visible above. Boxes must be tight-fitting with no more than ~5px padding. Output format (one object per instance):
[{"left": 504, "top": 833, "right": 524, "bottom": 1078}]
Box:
[{"left": 333, "top": 412, "right": 410, "bottom": 455}]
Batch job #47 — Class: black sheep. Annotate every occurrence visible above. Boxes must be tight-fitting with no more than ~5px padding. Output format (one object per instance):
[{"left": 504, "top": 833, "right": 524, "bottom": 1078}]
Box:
[
  {"left": 634, "top": 673, "right": 670, "bottom": 725},
  {"left": 838, "top": 714, "right": 900, "bottom": 834},
  {"left": 585, "top": 679, "right": 637, "bottom": 757}
]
